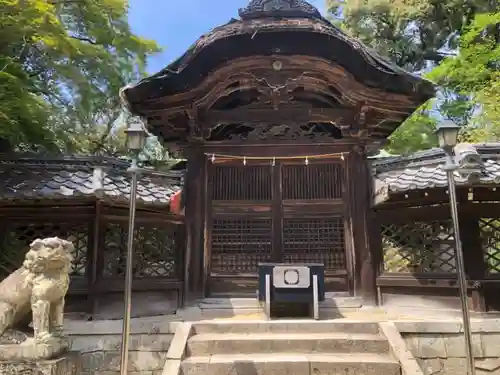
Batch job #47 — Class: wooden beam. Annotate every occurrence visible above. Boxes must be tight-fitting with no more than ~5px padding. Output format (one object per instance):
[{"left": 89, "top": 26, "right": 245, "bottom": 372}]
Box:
[
  {"left": 197, "top": 151, "right": 207, "bottom": 295},
  {"left": 88, "top": 201, "right": 102, "bottom": 315},
  {"left": 176, "top": 223, "right": 187, "bottom": 306},
  {"left": 184, "top": 147, "right": 205, "bottom": 299},
  {"left": 342, "top": 155, "right": 356, "bottom": 296},
  {"left": 459, "top": 212, "right": 486, "bottom": 312},
  {"left": 0, "top": 204, "right": 95, "bottom": 220},
  {"left": 201, "top": 143, "right": 355, "bottom": 156},
  {"left": 203, "top": 158, "right": 214, "bottom": 296},
  {"left": 204, "top": 107, "right": 356, "bottom": 126},
  {"left": 346, "top": 148, "right": 377, "bottom": 305},
  {"left": 376, "top": 203, "right": 500, "bottom": 224}
]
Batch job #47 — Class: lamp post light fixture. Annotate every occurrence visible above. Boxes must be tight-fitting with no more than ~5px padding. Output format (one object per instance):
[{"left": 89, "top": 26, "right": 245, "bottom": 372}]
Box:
[
  {"left": 435, "top": 120, "right": 476, "bottom": 375},
  {"left": 119, "top": 119, "right": 148, "bottom": 375},
  {"left": 436, "top": 120, "right": 460, "bottom": 152}
]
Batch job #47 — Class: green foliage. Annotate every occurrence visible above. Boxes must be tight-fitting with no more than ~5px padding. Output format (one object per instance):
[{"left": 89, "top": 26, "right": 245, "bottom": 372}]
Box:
[
  {"left": 327, "top": 0, "right": 499, "bottom": 154},
  {"left": 327, "top": 0, "right": 495, "bottom": 71},
  {"left": 427, "top": 12, "right": 500, "bottom": 143},
  {"left": 0, "top": 0, "right": 160, "bottom": 153},
  {"left": 384, "top": 102, "right": 438, "bottom": 155}
]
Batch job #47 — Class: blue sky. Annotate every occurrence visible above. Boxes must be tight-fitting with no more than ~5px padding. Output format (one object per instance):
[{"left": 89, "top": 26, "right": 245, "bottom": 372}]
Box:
[{"left": 128, "top": 0, "right": 327, "bottom": 74}]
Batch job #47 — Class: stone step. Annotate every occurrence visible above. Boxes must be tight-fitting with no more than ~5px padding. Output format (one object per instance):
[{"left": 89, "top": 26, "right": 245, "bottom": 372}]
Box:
[
  {"left": 180, "top": 353, "right": 400, "bottom": 375},
  {"left": 192, "top": 320, "right": 380, "bottom": 335},
  {"left": 187, "top": 332, "right": 390, "bottom": 355},
  {"left": 210, "top": 291, "right": 353, "bottom": 299},
  {"left": 198, "top": 296, "right": 363, "bottom": 310}
]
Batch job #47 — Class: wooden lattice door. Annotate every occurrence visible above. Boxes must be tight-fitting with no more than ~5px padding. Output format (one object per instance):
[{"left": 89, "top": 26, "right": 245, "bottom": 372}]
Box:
[
  {"left": 210, "top": 162, "right": 274, "bottom": 277},
  {"left": 208, "top": 159, "right": 349, "bottom": 293}
]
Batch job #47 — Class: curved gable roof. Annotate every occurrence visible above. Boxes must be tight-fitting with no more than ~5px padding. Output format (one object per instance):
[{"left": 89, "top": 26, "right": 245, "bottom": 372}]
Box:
[{"left": 123, "top": 0, "right": 434, "bottom": 112}]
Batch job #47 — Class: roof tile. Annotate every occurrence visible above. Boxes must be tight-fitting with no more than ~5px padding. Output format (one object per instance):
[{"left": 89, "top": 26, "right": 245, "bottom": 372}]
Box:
[
  {"left": 373, "top": 144, "right": 500, "bottom": 201},
  {"left": 0, "top": 156, "right": 183, "bottom": 207}
]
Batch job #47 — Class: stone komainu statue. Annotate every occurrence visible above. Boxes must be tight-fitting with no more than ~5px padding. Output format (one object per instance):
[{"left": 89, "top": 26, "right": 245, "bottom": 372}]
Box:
[{"left": 0, "top": 237, "right": 73, "bottom": 344}]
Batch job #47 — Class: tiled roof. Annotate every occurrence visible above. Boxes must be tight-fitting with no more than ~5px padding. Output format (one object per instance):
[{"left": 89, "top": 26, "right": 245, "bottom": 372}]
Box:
[
  {"left": 0, "top": 155, "right": 183, "bottom": 207},
  {"left": 372, "top": 143, "right": 500, "bottom": 205}
]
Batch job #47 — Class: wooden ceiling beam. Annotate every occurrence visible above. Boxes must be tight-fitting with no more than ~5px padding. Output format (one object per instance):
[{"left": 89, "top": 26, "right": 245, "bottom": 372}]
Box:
[{"left": 203, "top": 107, "right": 356, "bottom": 126}]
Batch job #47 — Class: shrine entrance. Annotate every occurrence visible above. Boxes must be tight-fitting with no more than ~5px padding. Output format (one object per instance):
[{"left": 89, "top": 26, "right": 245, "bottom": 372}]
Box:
[
  {"left": 206, "top": 157, "right": 350, "bottom": 295},
  {"left": 121, "top": 0, "right": 435, "bottom": 304}
]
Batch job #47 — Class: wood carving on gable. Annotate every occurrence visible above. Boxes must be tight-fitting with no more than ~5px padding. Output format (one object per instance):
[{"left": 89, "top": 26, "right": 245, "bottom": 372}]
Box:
[
  {"left": 142, "top": 56, "right": 420, "bottom": 143},
  {"left": 239, "top": 0, "right": 321, "bottom": 19},
  {"left": 202, "top": 72, "right": 314, "bottom": 112},
  {"left": 340, "top": 103, "right": 370, "bottom": 138},
  {"left": 207, "top": 122, "right": 343, "bottom": 143},
  {"left": 186, "top": 109, "right": 202, "bottom": 139},
  {"left": 195, "top": 62, "right": 362, "bottom": 114},
  {"left": 141, "top": 56, "right": 418, "bottom": 119}
]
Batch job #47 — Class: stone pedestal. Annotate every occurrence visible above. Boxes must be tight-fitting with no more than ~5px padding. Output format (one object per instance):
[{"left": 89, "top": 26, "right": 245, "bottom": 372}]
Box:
[
  {"left": 0, "top": 337, "right": 70, "bottom": 361},
  {"left": 0, "top": 353, "right": 81, "bottom": 375}
]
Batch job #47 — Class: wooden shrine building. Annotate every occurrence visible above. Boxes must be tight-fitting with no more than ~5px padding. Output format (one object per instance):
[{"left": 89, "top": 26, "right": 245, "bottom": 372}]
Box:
[
  {"left": 0, "top": 155, "right": 185, "bottom": 316},
  {"left": 122, "top": 0, "right": 435, "bottom": 304},
  {"left": 373, "top": 144, "right": 500, "bottom": 312}
]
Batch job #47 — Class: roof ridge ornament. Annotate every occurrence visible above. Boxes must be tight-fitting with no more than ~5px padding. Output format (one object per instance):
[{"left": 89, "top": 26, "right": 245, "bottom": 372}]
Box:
[
  {"left": 239, "top": 0, "right": 322, "bottom": 21},
  {"left": 453, "top": 143, "right": 483, "bottom": 182}
]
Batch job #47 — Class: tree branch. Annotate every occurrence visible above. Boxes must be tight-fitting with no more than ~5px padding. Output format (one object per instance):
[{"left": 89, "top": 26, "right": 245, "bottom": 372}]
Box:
[
  {"left": 47, "top": 0, "right": 88, "bottom": 4},
  {"left": 422, "top": 50, "right": 457, "bottom": 63},
  {"left": 70, "top": 36, "right": 97, "bottom": 45},
  {"left": 1, "top": 36, "right": 29, "bottom": 72},
  {"left": 89, "top": 107, "right": 122, "bottom": 154}
]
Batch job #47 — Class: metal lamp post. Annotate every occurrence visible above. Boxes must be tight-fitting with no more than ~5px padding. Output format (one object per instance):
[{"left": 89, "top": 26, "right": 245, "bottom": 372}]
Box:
[
  {"left": 119, "top": 120, "right": 148, "bottom": 375},
  {"left": 435, "top": 120, "right": 476, "bottom": 375}
]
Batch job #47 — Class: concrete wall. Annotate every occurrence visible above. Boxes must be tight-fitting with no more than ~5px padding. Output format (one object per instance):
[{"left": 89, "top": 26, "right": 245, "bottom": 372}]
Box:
[
  {"left": 395, "top": 320, "right": 500, "bottom": 375},
  {"left": 64, "top": 317, "right": 181, "bottom": 375}
]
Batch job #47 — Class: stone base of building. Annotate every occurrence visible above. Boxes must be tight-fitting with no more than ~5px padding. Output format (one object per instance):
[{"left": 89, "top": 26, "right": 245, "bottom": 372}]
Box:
[
  {"left": 0, "top": 336, "right": 70, "bottom": 361},
  {"left": 0, "top": 353, "right": 81, "bottom": 375}
]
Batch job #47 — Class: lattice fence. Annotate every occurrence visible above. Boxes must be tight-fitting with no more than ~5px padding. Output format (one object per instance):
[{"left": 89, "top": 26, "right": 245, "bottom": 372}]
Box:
[
  {"left": 381, "top": 220, "right": 456, "bottom": 273},
  {"left": 102, "top": 222, "right": 181, "bottom": 279},
  {"left": 0, "top": 222, "right": 89, "bottom": 279},
  {"left": 480, "top": 218, "right": 500, "bottom": 274},
  {"left": 283, "top": 217, "right": 346, "bottom": 269},
  {"left": 211, "top": 218, "right": 273, "bottom": 274}
]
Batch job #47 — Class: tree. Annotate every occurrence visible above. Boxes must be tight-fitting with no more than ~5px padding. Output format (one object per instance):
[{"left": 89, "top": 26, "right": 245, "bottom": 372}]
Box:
[
  {"left": 427, "top": 12, "right": 500, "bottom": 143},
  {"left": 327, "top": 0, "right": 496, "bottom": 71},
  {"left": 73, "top": 114, "right": 181, "bottom": 168},
  {"left": 0, "top": 0, "right": 160, "bottom": 153},
  {"left": 327, "top": 0, "right": 499, "bottom": 154},
  {"left": 384, "top": 102, "right": 438, "bottom": 155}
]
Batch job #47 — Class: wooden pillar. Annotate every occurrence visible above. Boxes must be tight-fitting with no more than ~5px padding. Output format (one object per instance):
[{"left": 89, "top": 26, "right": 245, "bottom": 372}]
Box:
[
  {"left": 87, "top": 201, "right": 102, "bottom": 315},
  {"left": 203, "top": 157, "right": 213, "bottom": 296},
  {"left": 459, "top": 211, "right": 486, "bottom": 311},
  {"left": 184, "top": 144, "right": 205, "bottom": 300},
  {"left": 369, "top": 209, "right": 383, "bottom": 296},
  {"left": 175, "top": 223, "right": 187, "bottom": 307},
  {"left": 197, "top": 153, "right": 207, "bottom": 294},
  {"left": 346, "top": 146, "right": 377, "bottom": 305}
]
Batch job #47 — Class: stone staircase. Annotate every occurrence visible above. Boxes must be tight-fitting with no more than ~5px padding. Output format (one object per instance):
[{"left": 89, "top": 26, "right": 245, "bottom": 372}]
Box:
[
  {"left": 178, "top": 321, "right": 402, "bottom": 375},
  {"left": 191, "top": 294, "right": 364, "bottom": 319}
]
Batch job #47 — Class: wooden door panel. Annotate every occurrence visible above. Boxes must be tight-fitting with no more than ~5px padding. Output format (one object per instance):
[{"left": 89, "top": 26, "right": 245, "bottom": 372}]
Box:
[
  {"left": 212, "top": 164, "right": 272, "bottom": 202},
  {"left": 282, "top": 163, "right": 343, "bottom": 200},
  {"left": 210, "top": 218, "right": 272, "bottom": 275},
  {"left": 207, "top": 159, "right": 350, "bottom": 293},
  {"left": 282, "top": 216, "right": 346, "bottom": 270}
]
